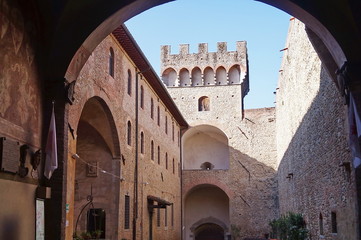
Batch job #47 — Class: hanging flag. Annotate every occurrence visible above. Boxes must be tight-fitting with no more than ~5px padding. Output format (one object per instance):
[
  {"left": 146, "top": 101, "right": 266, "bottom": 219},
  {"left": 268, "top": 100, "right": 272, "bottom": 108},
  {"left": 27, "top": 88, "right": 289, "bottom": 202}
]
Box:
[
  {"left": 44, "top": 102, "right": 58, "bottom": 179},
  {"left": 349, "top": 93, "right": 361, "bottom": 168}
]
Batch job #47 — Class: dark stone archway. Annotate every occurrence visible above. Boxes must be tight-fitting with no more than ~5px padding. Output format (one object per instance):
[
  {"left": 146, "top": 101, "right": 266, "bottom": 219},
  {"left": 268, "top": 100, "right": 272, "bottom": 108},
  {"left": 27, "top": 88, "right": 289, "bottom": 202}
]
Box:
[{"left": 195, "top": 223, "right": 224, "bottom": 240}]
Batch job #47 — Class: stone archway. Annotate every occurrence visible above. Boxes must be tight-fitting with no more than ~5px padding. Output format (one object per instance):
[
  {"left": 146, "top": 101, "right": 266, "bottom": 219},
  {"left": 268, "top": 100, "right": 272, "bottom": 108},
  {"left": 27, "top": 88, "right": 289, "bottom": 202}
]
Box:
[
  {"left": 184, "top": 184, "right": 230, "bottom": 240},
  {"left": 72, "top": 96, "right": 121, "bottom": 240},
  {"left": 190, "top": 217, "right": 229, "bottom": 240}
]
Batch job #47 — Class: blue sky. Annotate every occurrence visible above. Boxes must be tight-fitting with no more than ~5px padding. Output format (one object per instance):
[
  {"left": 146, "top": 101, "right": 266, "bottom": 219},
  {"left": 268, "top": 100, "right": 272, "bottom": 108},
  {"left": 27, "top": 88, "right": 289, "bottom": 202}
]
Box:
[{"left": 125, "top": 0, "right": 290, "bottom": 109}]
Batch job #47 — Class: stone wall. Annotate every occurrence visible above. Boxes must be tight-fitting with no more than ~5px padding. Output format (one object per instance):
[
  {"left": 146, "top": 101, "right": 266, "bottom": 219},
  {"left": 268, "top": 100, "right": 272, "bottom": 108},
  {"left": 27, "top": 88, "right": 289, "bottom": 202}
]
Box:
[
  {"left": 67, "top": 34, "right": 182, "bottom": 240},
  {"left": 181, "top": 107, "right": 278, "bottom": 239},
  {"left": 276, "top": 19, "right": 357, "bottom": 240}
]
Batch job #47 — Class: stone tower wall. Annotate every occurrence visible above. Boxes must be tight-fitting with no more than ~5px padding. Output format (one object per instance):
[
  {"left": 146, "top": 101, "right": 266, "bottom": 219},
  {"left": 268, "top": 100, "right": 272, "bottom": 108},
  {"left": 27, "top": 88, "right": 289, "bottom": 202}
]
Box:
[
  {"left": 161, "top": 42, "right": 278, "bottom": 239},
  {"left": 276, "top": 19, "right": 357, "bottom": 240}
]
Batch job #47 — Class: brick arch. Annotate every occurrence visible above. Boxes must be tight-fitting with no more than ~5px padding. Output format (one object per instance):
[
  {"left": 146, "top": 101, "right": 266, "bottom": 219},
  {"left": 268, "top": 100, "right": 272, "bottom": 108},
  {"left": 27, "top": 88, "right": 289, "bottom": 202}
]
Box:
[
  {"left": 190, "top": 216, "right": 229, "bottom": 233},
  {"left": 183, "top": 180, "right": 234, "bottom": 201},
  {"left": 58, "top": 0, "right": 350, "bottom": 87},
  {"left": 77, "top": 96, "right": 121, "bottom": 158}
]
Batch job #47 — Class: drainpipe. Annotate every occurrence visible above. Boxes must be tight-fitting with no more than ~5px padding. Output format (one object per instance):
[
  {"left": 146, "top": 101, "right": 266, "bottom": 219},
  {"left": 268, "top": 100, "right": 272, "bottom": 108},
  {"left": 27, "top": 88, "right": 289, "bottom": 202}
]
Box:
[
  {"left": 133, "top": 68, "right": 139, "bottom": 240},
  {"left": 180, "top": 128, "right": 184, "bottom": 240}
]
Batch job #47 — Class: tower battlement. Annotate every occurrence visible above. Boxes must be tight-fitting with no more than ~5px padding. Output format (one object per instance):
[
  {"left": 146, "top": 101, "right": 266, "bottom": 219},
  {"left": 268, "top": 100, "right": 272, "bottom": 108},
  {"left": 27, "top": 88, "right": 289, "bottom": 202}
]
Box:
[
  {"left": 160, "top": 41, "right": 249, "bottom": 96},
  {"left": 161, "top": 41, "right": 247, "bottom": 57}
]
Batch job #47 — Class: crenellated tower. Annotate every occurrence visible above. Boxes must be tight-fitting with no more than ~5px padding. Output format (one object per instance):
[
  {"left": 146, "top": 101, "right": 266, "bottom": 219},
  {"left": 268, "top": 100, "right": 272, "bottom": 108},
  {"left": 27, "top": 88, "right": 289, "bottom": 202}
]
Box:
[{"left": 160, "top": 42, "right": 249, "bottom": 120}]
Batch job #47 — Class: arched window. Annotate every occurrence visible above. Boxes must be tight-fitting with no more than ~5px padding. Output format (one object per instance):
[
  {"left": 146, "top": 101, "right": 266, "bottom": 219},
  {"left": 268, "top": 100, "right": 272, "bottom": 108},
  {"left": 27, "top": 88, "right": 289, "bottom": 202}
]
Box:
[
  {"left": 161, "top": 68, "right": 177, "bottom": 86},
  {"left": 179, "top": 68, "right": 190, "bottom": 86},
  {"left": 165, "top": 115, "right": 168, "bottom": 134},
  {"left": 165, "top": 152, "right": 168, "bottom": 169},
  {"left": 172, "top": 158, "right": 175, "bottom": 174},
  {"left": 200, "top": 162, "right": 214, "bottom": 170},
  {"left": 140, "top": 132, "right": 144, "bottom": 154},
  {"left": 151, "top": 98, "right": 154, "bottom": 119},
  {"left": 204, "top": 67, "right": 214, "bottom": 85},
  {"left": 172, "top": 122, "right": 175, "bottom": 141},
  {"left": 140, "top": 86, "right": 144, "bottom": 109},
  {"left": 228, "top": 65, "right": 240, "bottom": 84},
  {"left": 216, "top": 66, "right": 227, "bottom": 85},
  {"left": 157, "top": 146, "right": 160, "bottom": 164},
  {"left": 127, "top": 69, "right": 132, "bottom": 95},
  {"left": 198, "top": 96, "right": 210, "bottom": 111},
  {"left": 191, "top": 67, "right": 202, "bottom": 86},
  {"left": 127, "top": 121, "right": 132, "bottom": 146},
  {"left": 109, "top": 48, "right": 115, "bottom": 77},
  {"left": 151, "top": 141, "right": 154, "bottom": 160},
  {"left": 157, "top": 106, "right": 160, "bottom": 126},
  {"left": 319, "top": 213, "right": 324, "bottom": 235}
]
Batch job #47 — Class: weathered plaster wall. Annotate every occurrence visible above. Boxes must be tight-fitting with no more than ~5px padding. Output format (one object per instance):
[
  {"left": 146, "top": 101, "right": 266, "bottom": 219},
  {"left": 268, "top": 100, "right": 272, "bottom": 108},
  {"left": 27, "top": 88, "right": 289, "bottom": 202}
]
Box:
[
  {"left": 0, "top": 1, "right": 43, "bottom": 239},
  {"left": 276, "top": 19, "right": 357, "bottom": 240},
  {"left": 68, "top": 35, "right": 182, "bottom": 240}
]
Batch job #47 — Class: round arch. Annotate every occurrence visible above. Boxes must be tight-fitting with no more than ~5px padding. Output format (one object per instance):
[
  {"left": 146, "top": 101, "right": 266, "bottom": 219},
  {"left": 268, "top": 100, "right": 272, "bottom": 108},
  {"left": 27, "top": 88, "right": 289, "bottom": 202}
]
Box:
[
  {"left": 191, "top": 217, "right": 228, "bottom": 240},
  {"left": 161, "top": 67, "right": 177, "bottom": 86},
  {"left": 77, "top": 96, "right": 121, "bottom": 158},
  {"left": 184, "top": 184, "right": 230, "bottom": 240},
  {"left": 73, "top": 96, "right": 121, "bottom": 239},
  {"left": 182, "top": 124, "right": 230, "bottom": 170},
  {"left": 57, "top": 0, "right": 355, "bottom": 86}
]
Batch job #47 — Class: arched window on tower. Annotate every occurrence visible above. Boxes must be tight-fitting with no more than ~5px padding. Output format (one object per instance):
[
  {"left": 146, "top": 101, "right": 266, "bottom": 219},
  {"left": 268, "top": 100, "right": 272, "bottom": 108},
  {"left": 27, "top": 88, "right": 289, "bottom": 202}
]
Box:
[
  {"left": 198, "top": 96, "right": 210, "bottom": 111},
  {"left": 109, "top": 48, "right": 115, "bottom": 77},
  {"left": 161, "top": 68, "right": 177, "bottom": 86},
  {"left": 204, "top": 67, "right": 214, "bottom": 85},
  {"left": 228, "top": 65, "right": 240, "bottom": 84},
  {"left": 191, "top": 67, "right": 202, "bottom": 86},
  {"left": 179, "top": 68, "right": 190, "bottom": 86},
  {"left": 216, "top": 66, "right": 227, "bottom": 85}
]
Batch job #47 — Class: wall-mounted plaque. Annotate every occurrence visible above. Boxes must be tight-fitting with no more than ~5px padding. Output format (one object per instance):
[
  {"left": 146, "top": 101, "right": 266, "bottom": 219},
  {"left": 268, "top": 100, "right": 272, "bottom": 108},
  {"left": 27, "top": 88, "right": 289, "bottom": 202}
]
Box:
[
  {"left": 0, "top": 137, "right": 20, "bottom": 173},
  {"left": 87, "top": 161, "right": 98, "bottom": 177}
]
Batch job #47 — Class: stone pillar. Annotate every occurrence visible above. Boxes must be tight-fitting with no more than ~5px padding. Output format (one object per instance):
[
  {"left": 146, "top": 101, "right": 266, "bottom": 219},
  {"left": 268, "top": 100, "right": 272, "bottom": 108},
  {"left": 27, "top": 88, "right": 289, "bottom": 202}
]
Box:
[{"left": 43, "top": 78, "right": 70, "bottom": 240}]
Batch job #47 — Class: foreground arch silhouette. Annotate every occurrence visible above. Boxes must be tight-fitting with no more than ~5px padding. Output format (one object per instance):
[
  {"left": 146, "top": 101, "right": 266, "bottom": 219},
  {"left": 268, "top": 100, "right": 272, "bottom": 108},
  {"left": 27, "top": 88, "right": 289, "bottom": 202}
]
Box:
[{"left": 2, "top": 1, "right": 360, "bottom": 239}]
